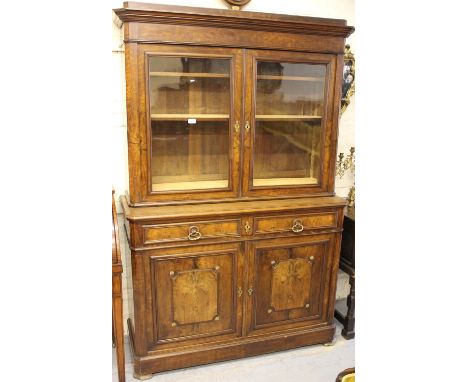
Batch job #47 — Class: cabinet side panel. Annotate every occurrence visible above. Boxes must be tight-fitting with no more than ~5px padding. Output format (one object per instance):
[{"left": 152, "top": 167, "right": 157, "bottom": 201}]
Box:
[
  {"left": 327, "top": 53, "right": 344, "bottom": 192},
  {"left": 125, "top": 39, "right": 143, "bottom": 203}
]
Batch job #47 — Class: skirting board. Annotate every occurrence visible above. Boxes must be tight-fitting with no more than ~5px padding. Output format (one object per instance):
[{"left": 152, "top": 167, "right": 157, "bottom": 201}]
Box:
[{"left": 127, "top": 318, "right": 335, "bottom": 376}]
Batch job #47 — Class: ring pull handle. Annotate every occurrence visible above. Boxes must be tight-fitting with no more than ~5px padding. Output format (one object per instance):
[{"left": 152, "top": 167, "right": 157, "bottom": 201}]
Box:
[
  {"left": 291, "top": 219, "right": 304, "bottom": 233},
  {"left": 188, "top": 226, "right": 202, "bottom": 241}
]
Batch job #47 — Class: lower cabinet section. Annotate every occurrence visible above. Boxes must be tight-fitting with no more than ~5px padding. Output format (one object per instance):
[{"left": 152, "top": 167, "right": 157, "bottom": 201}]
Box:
[{"left": 128, "top": 232, "right": 341, "bottom": 377}]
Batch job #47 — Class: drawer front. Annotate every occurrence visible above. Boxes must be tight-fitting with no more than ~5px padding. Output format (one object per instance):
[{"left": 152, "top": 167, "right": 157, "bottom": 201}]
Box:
[
  {"left": 143, "top": 219, "right": 241, "bottom": 244},
  {"left": 254, "top": 212, "right": 337, "bottom": 235}
]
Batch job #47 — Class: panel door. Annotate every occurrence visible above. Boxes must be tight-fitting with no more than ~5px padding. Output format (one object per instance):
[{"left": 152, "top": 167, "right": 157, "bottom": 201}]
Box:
[
  {"left": 245, "top": 235, "right": 337, "bottom": 335},
  {"left": 147, "top": 242, "right": 244, "bottom": 350},
  {"left": 242, "top": 49, "right": 340, "bottom": 197},
  {"left": 135, "top": 44, "right": 243, "bottom": 203}
]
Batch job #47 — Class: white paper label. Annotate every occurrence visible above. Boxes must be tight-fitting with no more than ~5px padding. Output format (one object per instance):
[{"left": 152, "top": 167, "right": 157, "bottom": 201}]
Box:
[{"left": 188, "top": 118, "right": 197, "bottom": 124}]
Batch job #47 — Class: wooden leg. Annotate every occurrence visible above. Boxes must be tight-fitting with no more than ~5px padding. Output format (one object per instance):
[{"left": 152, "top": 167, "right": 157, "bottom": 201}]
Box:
[
  {"left": 341, "top": 274, "right": 355, "bottom": 340},
  {"left": 113, "top": 274, "right": 126, "bottom": 382},
  {"left": 133, "top": 372, "right": 153, "bottom": 380}
]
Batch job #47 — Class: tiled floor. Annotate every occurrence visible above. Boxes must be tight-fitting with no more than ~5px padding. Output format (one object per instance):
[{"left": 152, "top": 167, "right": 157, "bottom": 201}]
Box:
[{"left": 112, "top": 320, "right": 355, "bottom": 382}]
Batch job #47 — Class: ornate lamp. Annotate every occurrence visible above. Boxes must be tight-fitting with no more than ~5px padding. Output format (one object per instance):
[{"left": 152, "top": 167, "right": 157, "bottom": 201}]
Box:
[{"left": 336, "top": 147, "right": 355, "bottom": 207}]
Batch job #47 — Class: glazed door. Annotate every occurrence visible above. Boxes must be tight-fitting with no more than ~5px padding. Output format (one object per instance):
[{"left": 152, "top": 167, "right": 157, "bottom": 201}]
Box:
[
  {"left": 242, "top": 50, "right": 339, "bottom": 197},
  {"left": 245, "top": 235, "right": 336, "bottom": 335},
  {"left": 138, "top": 45, "right": 243, "bottom": 202},
  {"left": 147, "top": 242, "right": 244, "bottom": 350}
]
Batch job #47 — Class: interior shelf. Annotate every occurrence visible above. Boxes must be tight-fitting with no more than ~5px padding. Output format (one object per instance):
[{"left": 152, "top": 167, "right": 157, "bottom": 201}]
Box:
[
  {"left": 150, "top": 72, "right": 230, "bottom": 78},
  {"left": 151, "top": 114, "right": 230, "bottom": 121},
  {"left": 256, "top": 115, "right": 322, "bottom": 121},
  {"left": 257, "top": 75, "right": 324, "bottom": 82},
  {"left": 253, "top": 176, "right": 318, "bottom": 187}
]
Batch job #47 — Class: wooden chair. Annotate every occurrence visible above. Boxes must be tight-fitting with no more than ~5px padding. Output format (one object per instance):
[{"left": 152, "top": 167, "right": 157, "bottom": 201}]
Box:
[{"left": 112, "top": 190, "right": 125, "bottom": 382}]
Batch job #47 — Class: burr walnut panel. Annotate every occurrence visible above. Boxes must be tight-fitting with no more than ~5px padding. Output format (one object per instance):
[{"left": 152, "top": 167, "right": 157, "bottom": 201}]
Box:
[
  {"left": 270, "top": 258, "right": 312, "bottom": 311},
  {"left": 171, "top": 268, "right": 219, "bottom": 325}
]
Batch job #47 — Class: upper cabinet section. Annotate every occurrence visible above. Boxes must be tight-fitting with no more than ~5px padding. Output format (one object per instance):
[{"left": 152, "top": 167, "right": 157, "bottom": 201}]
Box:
[
  {"left": 115, "top": 2, "right": 354, "bottom": 205},
  {"left": 149, "top": 56, "right": 232, "bottom": 193}
]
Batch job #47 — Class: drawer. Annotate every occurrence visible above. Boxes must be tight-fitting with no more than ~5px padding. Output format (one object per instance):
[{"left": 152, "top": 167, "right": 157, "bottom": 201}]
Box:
[
  {"left": 253, "top": 212, "right": 337, "bottom": 235},
  {"left": 143, "top": 219, "right": 241, "bottom": 244}
]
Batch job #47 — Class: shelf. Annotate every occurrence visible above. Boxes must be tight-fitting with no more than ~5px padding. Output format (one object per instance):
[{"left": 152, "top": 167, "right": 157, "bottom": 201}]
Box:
[
  {"left": 256, "top": 115, "right": 322, "bottom": 121},
  {"left": 253, "top": 177, "right": 318, "bottom": 187},
  {"left": 153, "top": 179, "right": 229, "bottom": 192},
  {"left": 150, "top": 72, "right": 229, "bottom": 78},
  {"left": 151, "top": 114, "right": 230, "bottom": 121},
  {"left": 257, "top": 75, "right": 324, "bottom": 82}
]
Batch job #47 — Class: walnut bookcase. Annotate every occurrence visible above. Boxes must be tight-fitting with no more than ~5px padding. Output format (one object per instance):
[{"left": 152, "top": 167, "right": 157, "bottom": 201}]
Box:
[{"left": 114, "top": 2, "right": 354, "bottom": 379}]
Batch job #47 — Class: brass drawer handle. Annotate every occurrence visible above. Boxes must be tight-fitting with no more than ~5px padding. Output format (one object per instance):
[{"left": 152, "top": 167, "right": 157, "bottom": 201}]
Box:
[
  {"left": 188, "top": 226, "right": 202, "bottom": 241},
  {"left": 291, "top": 219, "right": 304, "bottom": 233}
]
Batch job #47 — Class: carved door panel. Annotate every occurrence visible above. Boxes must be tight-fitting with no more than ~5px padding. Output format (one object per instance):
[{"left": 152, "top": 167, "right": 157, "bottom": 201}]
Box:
[
  {"left": 242, "top": 49, "right": 338, "bottom": 198},
  {"left": 149, "top": 242, "right": 244, "bottom": 349},
  {"left": 246, "top": 235, "right": 335, "bottom": 335}
]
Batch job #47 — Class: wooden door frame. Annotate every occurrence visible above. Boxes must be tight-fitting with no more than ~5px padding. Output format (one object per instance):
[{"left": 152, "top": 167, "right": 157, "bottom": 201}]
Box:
[
  {"left": 241, "top": 49, "right": 340, "bottom": 198},
  {"left": 130, "top": 44, "right": 244, "bottom": 204}
]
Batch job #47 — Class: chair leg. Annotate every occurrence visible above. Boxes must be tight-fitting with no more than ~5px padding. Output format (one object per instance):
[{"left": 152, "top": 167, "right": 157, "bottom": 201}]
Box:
[{"left": 341, "top": 274, "right": 355, "bottom": 339}]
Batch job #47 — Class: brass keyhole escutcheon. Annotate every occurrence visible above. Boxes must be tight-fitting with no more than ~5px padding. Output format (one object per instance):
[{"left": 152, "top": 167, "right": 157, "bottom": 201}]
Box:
[
  {"left": 245, "top": 121, "right": 251, "bottom": 132},
  {"left": 234, "top": 120, "right": 240, "bottom": 133},
  {"left": 244, "top": 221, "right": 251, "bottom": 234},
  {"left": 248, "top": 286, "right": 253, "bottom": 296},
  {"left": 237, "top": 286, "right": 243, "bottom": 297}
]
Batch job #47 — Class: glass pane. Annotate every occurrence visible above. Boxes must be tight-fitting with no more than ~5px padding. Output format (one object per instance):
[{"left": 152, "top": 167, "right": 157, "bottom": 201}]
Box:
[
  {"left": 148, "top": 56, "right": 231, "bottom": 192},
  {"left": 253, "top": 61, "right": 326, "bottom": 187}
]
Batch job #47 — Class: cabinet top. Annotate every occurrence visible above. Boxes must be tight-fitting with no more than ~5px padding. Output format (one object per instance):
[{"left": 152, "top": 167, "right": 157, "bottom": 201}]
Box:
[
  {"left": 121, "top": 195, "right": 347, "bottom": 222},
  {"left": 114, "top": 2, "right": 354, "bottom": 38}
]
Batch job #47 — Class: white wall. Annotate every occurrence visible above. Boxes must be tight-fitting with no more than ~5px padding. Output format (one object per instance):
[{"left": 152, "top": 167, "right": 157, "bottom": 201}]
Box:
[{"left": 111, "top": 0, "right": 355, "bottom": 332}]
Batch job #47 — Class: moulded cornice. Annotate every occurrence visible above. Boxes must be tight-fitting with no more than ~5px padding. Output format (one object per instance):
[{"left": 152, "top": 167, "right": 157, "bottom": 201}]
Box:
[{"left": 114, "top": 2, "right": 355, "bottom": 38}]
